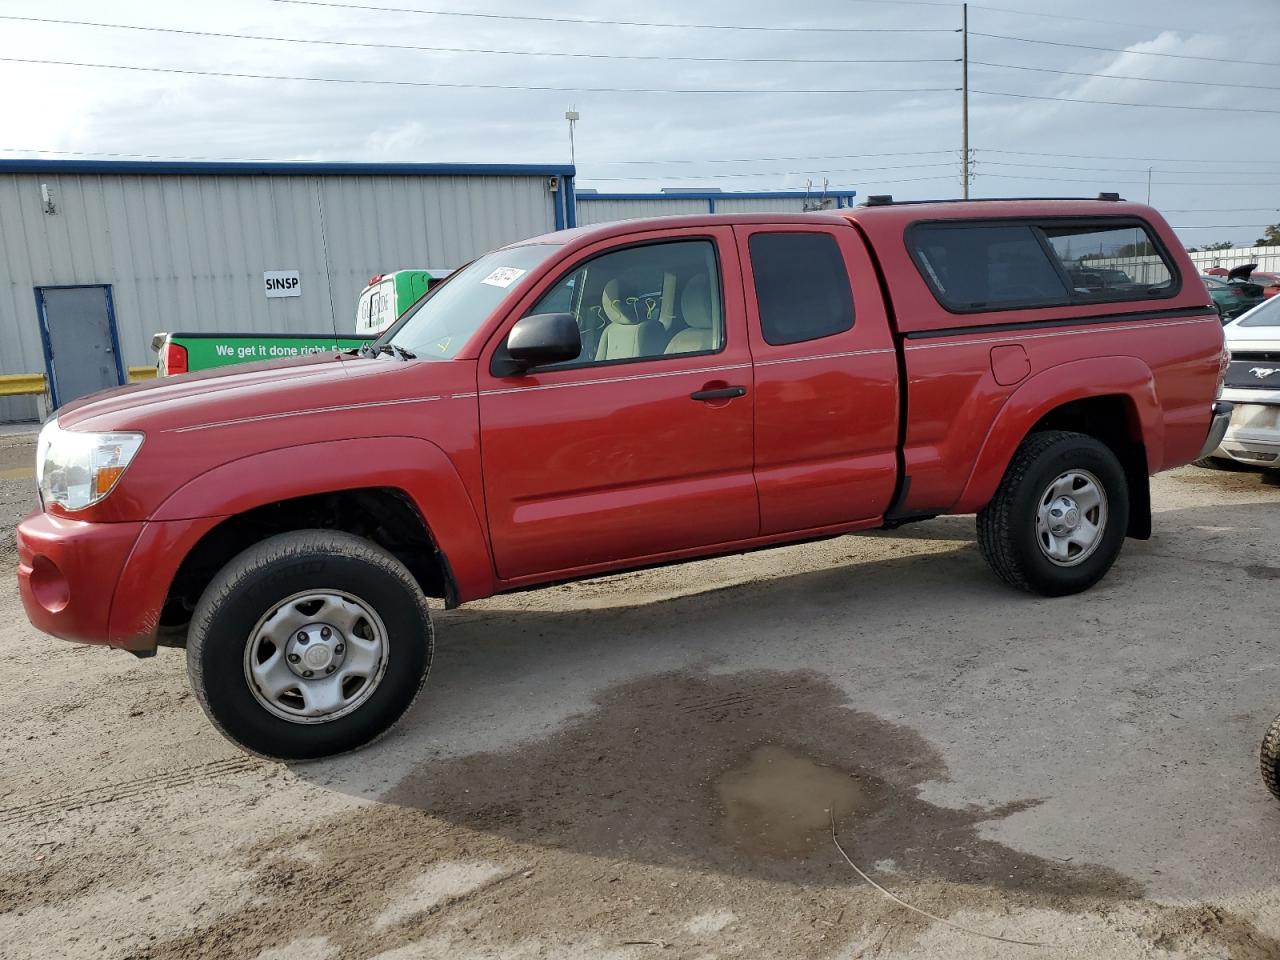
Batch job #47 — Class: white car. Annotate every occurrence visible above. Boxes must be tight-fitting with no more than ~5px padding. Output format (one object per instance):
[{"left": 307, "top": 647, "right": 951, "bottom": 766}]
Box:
[{"left": 1205, "top": 294, "right": 1280, "bottom": 468}]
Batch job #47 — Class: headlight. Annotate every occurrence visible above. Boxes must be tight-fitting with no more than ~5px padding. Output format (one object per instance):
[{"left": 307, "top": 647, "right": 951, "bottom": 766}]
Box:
[{"left": 36, "top": 420, "right": 144, "bottom": 512}]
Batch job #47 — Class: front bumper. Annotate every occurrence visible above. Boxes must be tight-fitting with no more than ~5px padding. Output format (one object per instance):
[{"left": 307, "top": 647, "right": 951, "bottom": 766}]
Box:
[
  {"left": 1198, "top": 401, "right": 1235, "bottom": 460},
  {"left": 17, "top": 510, "right": 223, "bottom": 651},
  {"left": 17, "top": 511, "right": 144, "bottom": 647}
]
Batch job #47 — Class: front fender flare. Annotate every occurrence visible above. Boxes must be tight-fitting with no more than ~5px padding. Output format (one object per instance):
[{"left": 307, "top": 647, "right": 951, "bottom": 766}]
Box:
[
  {"left": 953, "top": 356, "right": 1161, "bottom": 514},
  {"left": 150, "top": 435, "right": 496, "bottom": 602}
]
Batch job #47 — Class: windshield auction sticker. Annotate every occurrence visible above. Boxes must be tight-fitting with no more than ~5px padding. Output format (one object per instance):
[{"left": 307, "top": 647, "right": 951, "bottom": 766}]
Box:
[{"left": 481, "top": 267, "right": 527, "bottom": 288}]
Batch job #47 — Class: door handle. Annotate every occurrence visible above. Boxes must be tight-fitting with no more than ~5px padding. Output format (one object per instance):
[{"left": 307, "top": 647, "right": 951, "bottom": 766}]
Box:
[{"left": 690, "top": 385, "right": 746, "bottom": 402}]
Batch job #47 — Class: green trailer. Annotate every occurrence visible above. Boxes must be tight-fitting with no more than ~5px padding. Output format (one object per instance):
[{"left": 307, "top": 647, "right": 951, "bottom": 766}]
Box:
[
  {"left": 152, "top": 332, "right": 374, "bottom": 376},
  {"left": 356, "top": 269, "right": 453, "bottom": 336},
  {"left": 150, "top": 268, "right": 451, "bottom": 377}
]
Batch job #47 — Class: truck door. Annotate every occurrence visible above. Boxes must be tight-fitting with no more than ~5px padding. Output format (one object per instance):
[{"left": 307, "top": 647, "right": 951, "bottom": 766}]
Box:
[
  {"left": 733, "top": 224, "right": 900, "bottom": 533},
  {"left": 477, "top": 228, "right": 758, "bottom": 582}
]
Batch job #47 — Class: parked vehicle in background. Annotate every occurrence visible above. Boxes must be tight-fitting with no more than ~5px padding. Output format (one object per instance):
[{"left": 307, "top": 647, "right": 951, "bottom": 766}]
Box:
[
  {"left": 1204, "top": 275, "right": 1266, "bottom": 323},
  {"left": 356, "top": 269, "right": 452, "bottom": 336},
  {"left": 1246, "top": 271, "right": 1280, "bottom": 298},
  {"left": 152, "top": 331, "right": 373, "bottom": 377},
  {"left": 1200, "top": 294, "right": 1280, "bottom": 469},
  {"left": 17, "top": 198, "right": 1229, "bottom": 759},
  {"left": 1068, "top": 265, "right": 1138, "bottom": 295}
]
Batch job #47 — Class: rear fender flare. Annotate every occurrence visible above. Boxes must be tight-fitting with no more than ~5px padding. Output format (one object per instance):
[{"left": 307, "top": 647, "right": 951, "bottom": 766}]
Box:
[{"left": 954, "top": 356, "right": 1161, "bottom": 514}]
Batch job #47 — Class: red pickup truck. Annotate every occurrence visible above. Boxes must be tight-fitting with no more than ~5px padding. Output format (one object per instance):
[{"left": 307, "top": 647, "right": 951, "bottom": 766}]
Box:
[{"left": 17, "top": 197, "right": 1231, "bottom": 759}]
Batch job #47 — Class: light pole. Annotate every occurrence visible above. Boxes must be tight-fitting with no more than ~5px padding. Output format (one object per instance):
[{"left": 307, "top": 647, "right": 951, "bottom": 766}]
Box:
[{"left": 565, "top": 108, "right": 580, "bottom": 168}]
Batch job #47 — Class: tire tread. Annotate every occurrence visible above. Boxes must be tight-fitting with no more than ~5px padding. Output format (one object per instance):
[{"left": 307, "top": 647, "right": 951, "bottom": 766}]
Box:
[
  {"left": 976, "top": 430, "right": 1082, "bottom": 594},
  {"left": 1261, "top": 714, "right": 1280, "bottom": 802}
]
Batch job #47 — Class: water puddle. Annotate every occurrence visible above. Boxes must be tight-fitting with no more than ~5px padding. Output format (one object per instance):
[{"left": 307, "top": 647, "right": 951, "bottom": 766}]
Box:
[{"left": 717, "top": 745, "right": 863, "bottom": 860}]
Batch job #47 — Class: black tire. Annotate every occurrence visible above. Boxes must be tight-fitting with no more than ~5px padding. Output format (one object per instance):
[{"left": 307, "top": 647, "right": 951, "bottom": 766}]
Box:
[
  {"left": 1261, "top": 715, "right": 1280, "bottom": 803},
  {"left": 187, "top": 530, "right": 433, "bottom": 761},
  {"left": 977, "top": 430, "right": 1129, "bottom": 597}
]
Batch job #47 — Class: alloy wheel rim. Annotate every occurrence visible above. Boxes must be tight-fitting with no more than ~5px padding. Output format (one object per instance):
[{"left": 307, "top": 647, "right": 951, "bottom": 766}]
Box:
[{"left": 243, "top": 590, "right": 389, "bottom": 724}]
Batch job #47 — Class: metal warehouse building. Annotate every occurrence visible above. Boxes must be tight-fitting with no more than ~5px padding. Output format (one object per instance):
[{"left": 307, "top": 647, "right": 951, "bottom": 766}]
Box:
[
  {"left": 575, "top": 188, "right": 859, "bottom": 225},
  {"left": 0, "top": 160, "right": 853, "bottom": 422},
  {"left": 0, "top": 159, "right": 576, "bottom": 421}
]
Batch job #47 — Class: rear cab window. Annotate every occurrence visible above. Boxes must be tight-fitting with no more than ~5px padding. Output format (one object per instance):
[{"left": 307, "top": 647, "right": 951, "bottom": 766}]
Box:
[
  {"left": 748, "top": 232, "right": 855, "bottom": 345},
  {"left": 907, "top": 218, "right": 1179, "bottom": 313}
]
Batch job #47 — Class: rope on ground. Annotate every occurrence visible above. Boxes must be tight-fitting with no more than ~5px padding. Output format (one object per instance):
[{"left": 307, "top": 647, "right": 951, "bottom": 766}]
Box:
[{"left": 829, "top": 810, "right": 1052, "bottom": 949}]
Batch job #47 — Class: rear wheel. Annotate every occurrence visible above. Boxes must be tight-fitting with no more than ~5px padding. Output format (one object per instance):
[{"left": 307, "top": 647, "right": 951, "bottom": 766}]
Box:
[
  {"left": 977, "top": 431, "right": 1129, "bottom": 597},
  {"left": 187, "top": 530, "right": 433, "bottom": 760}
]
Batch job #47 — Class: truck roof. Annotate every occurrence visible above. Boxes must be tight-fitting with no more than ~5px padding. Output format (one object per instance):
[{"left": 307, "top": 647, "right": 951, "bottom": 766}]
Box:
[{"left": 522, "top": 196, "right": 1165, "bottom": 250}]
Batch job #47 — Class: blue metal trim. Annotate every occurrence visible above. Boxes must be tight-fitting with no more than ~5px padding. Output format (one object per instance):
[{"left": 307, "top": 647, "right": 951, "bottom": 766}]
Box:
[
  {"left": 103, "top": 285, "right": 126, "bottom": 387},
  {"left": 577, "top": 190, "right": 858, "bottom": 202},
  {"left": 707, "top": 197, "right": 716, "bottom": 213},
  {"left": 553, "top": 180, "right": 565, "bottom": 231},
  {"left": 565, "top": 174, "right": 577, "bottom": 229},
  {"left": 32, "top": 287, "right": 56, "bottom": 409},
  {"left": 0, "top": 159, "right": 577, "bottom": 178},
  {"left": 33, "top": 284, "right": 125, "bottom": 410}
]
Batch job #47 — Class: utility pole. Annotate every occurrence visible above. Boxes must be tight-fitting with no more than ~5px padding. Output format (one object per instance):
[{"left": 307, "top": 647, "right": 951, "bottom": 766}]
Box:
[
  {"left": 961, "top": 3, "right": 969, "bottom": 199},
  {"left": 565, "top": 108, "right": 579, "bottom": 167},
  {"left": 1146, "top": 166, "right": 1152, "bottom": 205}
]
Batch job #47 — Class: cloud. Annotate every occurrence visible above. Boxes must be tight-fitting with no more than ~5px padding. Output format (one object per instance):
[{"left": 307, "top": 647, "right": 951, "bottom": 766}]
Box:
[{"left": 1, "top": 0, "right": 1275, "bottom": 245}]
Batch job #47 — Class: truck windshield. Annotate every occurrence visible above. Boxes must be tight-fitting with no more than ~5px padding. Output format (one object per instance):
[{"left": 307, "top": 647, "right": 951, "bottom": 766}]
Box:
[{"left": 384, "top": 244, "right": 558, "bottom": 359}]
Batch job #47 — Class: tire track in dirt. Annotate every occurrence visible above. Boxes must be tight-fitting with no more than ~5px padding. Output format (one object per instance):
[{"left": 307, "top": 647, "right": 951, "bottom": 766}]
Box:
[{"left": 0, "top": 756, "right": 263, "bottom": 828}]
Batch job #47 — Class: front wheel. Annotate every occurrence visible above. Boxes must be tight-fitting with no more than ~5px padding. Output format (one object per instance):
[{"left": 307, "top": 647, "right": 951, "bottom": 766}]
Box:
[
  {"left": 977, "top": 431, "right": 1129, "bottom": 597},
  {"left": 187, "top": 530, "right": 433, "bottom": 760}
]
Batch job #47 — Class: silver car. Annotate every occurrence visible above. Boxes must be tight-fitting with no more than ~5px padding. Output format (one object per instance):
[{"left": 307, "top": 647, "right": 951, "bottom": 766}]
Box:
[{"left": 1206, "top": 294, "right": 1280, "bottom": 468}]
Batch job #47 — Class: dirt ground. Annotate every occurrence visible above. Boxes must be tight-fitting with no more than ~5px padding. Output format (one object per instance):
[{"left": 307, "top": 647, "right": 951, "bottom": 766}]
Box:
[{"left": 2, "top": 429, "right": 1279, "bottom": 960}]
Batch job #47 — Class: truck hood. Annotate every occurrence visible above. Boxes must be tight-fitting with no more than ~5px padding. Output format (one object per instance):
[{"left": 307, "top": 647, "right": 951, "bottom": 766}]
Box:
[{"left": 57, "top": 353, "right": 474, "bottom": 434}]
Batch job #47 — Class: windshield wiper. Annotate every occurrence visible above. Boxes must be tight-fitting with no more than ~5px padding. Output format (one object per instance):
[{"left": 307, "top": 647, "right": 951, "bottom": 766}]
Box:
[{"left": 376, "top": 342, "right": 416, "bottom": 361}]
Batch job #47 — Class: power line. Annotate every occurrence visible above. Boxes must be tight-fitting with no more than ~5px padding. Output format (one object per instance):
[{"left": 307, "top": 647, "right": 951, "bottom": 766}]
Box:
[
  {"left": 970, "top": 4, "right": 1202, "bottom": 30},
  {"left": 973, "top": 60, "right": 1280, "bottom": 93},
  {"left": 973, "top": 88, "right": 1280, "bottom": 115},
  {"left": 589, "top": 162, "right": 957, "bottom": 182},
  {"left": 981, "top": 172, "right": 1280, "bottom": 187},
  {"left": 578, "top": 174, "right": 961, "bottom": 188},
  {"left": 981, "top": 159, "right": 1280, "bottom": 177},
  {"left": 968, "top": 5, "right": 1141, "bottom": 26},
  {"left": 1, "top": 146, "right": 293, "bottom": 162},
  {"left": 1171, "top": 224, "right": 1279, "bottom": 229},
  {"left": 599, "top": 150, "right": 958, "bottom": 166},
  {"left": 268, "top": 0, "right": 957, "bottom": 33},
  {"left": 843, "top": 0, "right": 961, "bottom": 7},
  {"left": 1164, "top": 208, "right": 1280, "bottom": 214},
  {"left": 982, "top": 147, "right": 1280, "bottom": 166},
  {"left": 0, "top": 56, "right": 959, "bottom": 96},
  {"left": 972, "top": 31, "right": 1280, "bottom": 68},
  {"left": 0, "top": 15, "right": 959, "bottom": 67}
]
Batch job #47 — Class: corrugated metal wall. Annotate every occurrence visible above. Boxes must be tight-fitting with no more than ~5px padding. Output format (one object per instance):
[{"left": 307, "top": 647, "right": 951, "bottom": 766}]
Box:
[
  {"left": 575, "top": 197, "right": 709, "bottom": 225},
  {"left": 0, "top": 170, "right": 560, "bottom": 421},
  {"left": 575, "top": 193, "right": 858, "bottom": 226}
]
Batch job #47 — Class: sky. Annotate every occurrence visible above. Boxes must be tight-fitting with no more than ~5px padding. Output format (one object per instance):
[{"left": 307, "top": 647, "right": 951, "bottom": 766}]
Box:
[{"left": 1, "top": 0, "right": 1277, "bottom": 248}]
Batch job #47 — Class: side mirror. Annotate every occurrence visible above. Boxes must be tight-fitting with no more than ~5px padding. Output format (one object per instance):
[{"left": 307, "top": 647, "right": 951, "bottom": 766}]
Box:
[{"left": 499, "top": 313, "right": 581, "bottom": 374}]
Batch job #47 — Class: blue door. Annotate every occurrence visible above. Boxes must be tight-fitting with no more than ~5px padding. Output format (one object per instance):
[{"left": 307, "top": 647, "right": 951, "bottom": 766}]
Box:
[{"left": 36, "top": 285, "right": 124, "bottom": 408}]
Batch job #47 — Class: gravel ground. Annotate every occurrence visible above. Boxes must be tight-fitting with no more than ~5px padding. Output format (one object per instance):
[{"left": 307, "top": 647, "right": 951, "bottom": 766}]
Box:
[{"left": 1, "top": 435, "right": 1279, "bottom": 960}]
